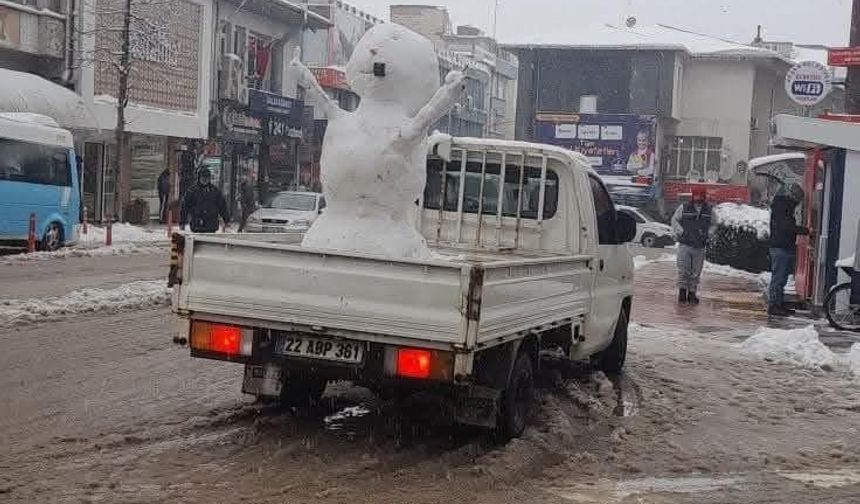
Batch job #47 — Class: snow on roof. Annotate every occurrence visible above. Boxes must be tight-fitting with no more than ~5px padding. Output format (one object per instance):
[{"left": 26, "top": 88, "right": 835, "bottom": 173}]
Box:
[
  {"left": 0, "top": 68, "right": 97, "bottom": 129},
  {"left": 504, "top": 23, "right": 784, "bottom": 60},
  {"left": 747, "top": 152, "right": 805, "bottom": 169}
]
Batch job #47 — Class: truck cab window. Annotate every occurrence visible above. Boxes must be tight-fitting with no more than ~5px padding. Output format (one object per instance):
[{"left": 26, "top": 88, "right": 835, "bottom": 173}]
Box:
[
  {"left": 425, "top": 159, "right": 558, "bottom": 220},
  {"left": 589, "top": 175, "right": 617, "bottom": 244}
]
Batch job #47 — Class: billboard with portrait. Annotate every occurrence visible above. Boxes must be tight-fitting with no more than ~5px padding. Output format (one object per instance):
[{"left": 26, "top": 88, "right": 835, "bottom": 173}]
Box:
[{"left": 534, "top": 112, "right": 658, "bottom": 205}]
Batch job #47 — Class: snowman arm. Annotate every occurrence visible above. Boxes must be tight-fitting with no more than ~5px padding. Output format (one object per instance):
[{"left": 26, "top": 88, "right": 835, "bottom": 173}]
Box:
[
  {"left": 299, "top": 68, "right": 342, "bottom": 119},
  {"left": 401, "top": 71, "right": 466, "bottom": 140},
  {"left": 291, "top": 47, "right": 342, "bottom": 119}
]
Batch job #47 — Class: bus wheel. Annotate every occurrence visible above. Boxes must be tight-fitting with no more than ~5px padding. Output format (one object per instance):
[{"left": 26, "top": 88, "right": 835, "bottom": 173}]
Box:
[{"left": 42, "top": 223, "right": 63, "bottom": 251}]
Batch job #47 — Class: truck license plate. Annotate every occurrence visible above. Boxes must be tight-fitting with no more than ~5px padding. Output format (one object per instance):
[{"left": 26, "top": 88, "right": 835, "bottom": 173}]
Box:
[{"left": 276, "top": 336, "right": 364, "bottom": 364}]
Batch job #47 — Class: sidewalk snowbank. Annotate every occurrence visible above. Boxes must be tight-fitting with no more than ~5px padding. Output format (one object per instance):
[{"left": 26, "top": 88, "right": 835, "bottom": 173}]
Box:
[
  {"left": 713, "top": 203, "right": 770, "bottom": 240},
  {"left": 0, "top": 280, "right": 170, "bottom": 327},
  {"left": 849, "top": 343, "right": 860, "bottom": 377},
  {"left": 740, "top": 326, "right": 835, "bottom": 369},
  {"left": 78, "top": 223, "right": 169, "bottom": 247}
]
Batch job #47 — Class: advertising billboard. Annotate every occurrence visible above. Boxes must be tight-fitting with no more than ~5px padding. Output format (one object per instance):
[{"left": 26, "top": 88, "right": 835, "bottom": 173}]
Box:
[{"left": 534, "top": 113, "right": 658, "bottom": 205}]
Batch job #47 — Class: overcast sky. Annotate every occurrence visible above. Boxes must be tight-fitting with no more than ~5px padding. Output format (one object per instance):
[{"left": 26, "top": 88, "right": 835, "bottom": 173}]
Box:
[{"left": 352, "top": 0, "right": 853, "bottom": 47}]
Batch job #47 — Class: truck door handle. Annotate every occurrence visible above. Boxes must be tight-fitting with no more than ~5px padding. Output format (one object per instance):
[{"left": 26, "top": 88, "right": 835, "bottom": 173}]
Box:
[{"left": 599, "top": 259, "right": 605, "bottom": 271}]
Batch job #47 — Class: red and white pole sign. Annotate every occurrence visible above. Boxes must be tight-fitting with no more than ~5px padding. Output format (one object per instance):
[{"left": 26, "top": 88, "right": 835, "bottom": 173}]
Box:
[{"left": 828, "top": 47, "right": 860, "bottom": 67}]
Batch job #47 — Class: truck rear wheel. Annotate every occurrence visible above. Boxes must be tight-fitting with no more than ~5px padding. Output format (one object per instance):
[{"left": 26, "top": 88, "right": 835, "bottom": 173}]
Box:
[
  {"left": 592, "top": 308, "right": 628, "bottom": 375},
  {"left": 279, "top": 374, "right": 327, "bottom": 407},
  {"left": 499, "top": 352, "right": 534, "bottom": 438}
]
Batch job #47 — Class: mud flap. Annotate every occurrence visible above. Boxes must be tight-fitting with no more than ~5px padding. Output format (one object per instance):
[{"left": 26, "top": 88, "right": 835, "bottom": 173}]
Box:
[
  {"left": 453, "top": 384, "right": 502, "bottom": 428},
  {"left": 242, "top": 364, "right": 283, "bottom": 398}
]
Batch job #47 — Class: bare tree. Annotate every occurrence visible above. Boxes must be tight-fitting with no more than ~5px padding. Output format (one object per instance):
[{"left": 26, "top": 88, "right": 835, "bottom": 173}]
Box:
[{"left": 74, "top": 0, "right": 195, "bottom": 220}]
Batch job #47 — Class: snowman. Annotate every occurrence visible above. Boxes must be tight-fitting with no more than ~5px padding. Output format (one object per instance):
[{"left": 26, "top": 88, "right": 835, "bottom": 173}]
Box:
[{"left": 291, "top": 24, "right": 465, "bottom": 259}]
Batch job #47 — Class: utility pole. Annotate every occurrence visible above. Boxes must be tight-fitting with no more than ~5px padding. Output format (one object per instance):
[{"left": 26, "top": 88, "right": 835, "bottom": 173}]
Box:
[{"left": 847, "top": 0, "right": 860, "bottom": 114}]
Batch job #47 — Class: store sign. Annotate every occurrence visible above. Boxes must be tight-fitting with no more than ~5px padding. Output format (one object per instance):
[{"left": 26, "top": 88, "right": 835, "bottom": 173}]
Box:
[
  {"left": 266, "top": 115, "right": 302, "bottom": 139},
  {"left": 785, "top": 61, "right": 833, "bottom": 106},
  {"left": 663, "top": 182, "right": 750, "bottom": 204},
  {"left": 828, "top": 47, "right": 860, "bottom": 67},
  {"left": 222, "top": 107, "right": 262, "bottom": 137},
  {"left": 249, "top": 89, "right": 302, "bottom": 120}
]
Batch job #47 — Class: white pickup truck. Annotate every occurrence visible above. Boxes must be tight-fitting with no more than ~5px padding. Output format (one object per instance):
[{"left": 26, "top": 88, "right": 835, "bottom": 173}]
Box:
[{"left": 170, "top": 136, "right": 636, "bottom": 436}]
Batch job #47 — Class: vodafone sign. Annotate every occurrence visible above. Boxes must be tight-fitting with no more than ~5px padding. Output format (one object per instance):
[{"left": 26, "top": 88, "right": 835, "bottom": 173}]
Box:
[{"left": 785, "top": 61, "right": 833, "bottom": 106}]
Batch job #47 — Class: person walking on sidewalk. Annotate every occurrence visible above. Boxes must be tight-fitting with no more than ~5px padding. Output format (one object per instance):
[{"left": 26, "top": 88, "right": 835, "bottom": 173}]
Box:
[
  {"left": 671, "top": 187, "right": 714, "bottom": 305},
  {"left": 181, "top": 167, "right": 230, "bottom": 233},
  {"left": 768, "top": 183, "right": 808, "bottom": 317},
  {"left": 157, "top": 168, "right": 171, "bottom": 224}
]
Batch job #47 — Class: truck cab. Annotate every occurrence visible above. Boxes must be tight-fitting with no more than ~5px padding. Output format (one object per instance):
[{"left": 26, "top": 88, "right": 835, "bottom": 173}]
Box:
[{"left": 171, "top": 136, "right": 636, "bottom": 436}]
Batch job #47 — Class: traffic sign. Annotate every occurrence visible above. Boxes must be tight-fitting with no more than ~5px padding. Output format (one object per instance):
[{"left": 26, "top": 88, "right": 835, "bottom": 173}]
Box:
[
  {"left": 828, "top": 47, "right": 860, "bottom": 67},
  {"left": 785, "top": 61, "right": 833, "bottom": 106}
]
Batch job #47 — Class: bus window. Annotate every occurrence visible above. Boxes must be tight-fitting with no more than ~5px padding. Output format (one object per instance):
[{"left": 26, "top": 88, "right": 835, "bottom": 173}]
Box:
[{"left": 0, "top": 138, "right": 71, "bottom": 187}]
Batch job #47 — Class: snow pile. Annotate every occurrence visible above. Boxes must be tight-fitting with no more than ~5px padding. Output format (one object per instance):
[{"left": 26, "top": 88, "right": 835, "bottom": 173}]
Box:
[
  {"left": 714, "top": 203, "right": 770, "bottom": 240},
  {"left": 703, "top": 261, "right": 768, "bottom": 282},
  {"left": 740, "top": 326, "right": 835, "bottom": 369},
  {"left": 849, "top": 344, "right": 860, "bottom": 377},
  {"left": 0, "top": 244, "right": 166, "bottom": 265},
  {"left": 79, "top": 223, "right": 169, "bottom": 247},
  {"left": 633, "top": 253, "right": 675, "bottom": 270},
  {"left": 0, "top": 280, "right": 170, "bottom": 327},
  {"left": 836, "top": 255, "right": 856, "bottom": 269}
]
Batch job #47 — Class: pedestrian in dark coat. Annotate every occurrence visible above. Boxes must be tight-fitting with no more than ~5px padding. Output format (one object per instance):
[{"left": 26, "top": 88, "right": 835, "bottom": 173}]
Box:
[
  {"left": 157, "top": 168, "right": 171, "bottom": 223},
  {"left": 768, "top": 183, "right": 808, "bottom": 317},
  {"left": 181, "top": 168, "right": 229, "bottom": 233},
  {"left": 238, "top": 180, "right": 256, "bottom": 232}
]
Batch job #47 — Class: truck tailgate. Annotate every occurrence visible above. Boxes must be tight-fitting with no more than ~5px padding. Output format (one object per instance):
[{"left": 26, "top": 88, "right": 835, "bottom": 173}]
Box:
[
  {"left": 175, "top": 235, "right": 468, "bottom": 345},
  {"left": 174, "top": 235, "right": 594, "bottom": 350}
]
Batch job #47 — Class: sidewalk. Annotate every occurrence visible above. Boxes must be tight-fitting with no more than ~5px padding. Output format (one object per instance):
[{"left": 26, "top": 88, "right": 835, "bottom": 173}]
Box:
[{"left": 633, "top": 260, "right": 768, "bottom": 332}]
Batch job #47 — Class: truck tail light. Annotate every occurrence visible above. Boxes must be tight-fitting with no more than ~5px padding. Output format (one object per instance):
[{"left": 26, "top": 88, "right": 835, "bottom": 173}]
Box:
[
  {"left": 386, "top": 346, "right": 454, "bottom": 381},
  {"left": 397, "top": 348, "right": 432, "bottom": 378},
  {"left": 190, "top": 321, "right": 253, "bottom": 357}
]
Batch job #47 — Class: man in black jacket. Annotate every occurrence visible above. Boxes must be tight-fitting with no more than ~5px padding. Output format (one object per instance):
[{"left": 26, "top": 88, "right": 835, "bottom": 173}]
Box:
[
  {"left": 671, "top": 186, "right": 713, "bottom": 305},
  {"left": 181, "top": 168, "right": 230, "bottom": 233},
  {"left": 768, "top": 183, "right": 808, "bottom": 317}
]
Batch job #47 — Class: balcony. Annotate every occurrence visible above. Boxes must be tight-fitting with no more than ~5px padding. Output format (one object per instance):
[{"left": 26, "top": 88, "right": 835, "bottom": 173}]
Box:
[{"left": 0, "top": 0, "right": 66, "bottom": 59}]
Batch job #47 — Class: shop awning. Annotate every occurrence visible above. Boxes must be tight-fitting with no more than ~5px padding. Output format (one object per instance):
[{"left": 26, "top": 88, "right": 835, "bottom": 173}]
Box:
[{"left": 0, "top": 68, "right": 98, "bottom": 130}]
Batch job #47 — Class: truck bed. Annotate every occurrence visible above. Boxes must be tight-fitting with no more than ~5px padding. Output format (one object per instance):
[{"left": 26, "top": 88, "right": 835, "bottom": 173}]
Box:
[{"left": 173, "top": 233, "right": 593, "bottom": 351}]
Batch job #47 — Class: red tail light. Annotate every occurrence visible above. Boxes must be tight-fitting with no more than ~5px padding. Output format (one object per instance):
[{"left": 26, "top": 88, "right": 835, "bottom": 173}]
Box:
[
  {"left": 397, "top": 348, "right": 432, "bottom": 379},
  {"left": 190, "top": 321, "right": 251, "bottom": 356},
  {"left": 210, "top": 324, "right": 242, "bottom": 354}
]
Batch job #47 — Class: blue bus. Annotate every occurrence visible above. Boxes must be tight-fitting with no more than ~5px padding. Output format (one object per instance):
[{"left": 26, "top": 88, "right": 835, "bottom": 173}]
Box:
[{"left": 0, "top": 113, "right": 80, "bottom": 250}]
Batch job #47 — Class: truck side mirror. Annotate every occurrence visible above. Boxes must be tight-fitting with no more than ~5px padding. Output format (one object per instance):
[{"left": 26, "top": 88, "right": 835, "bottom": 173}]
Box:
[{"left": 615, "top": 211, "right": 637, "bottom": 244}]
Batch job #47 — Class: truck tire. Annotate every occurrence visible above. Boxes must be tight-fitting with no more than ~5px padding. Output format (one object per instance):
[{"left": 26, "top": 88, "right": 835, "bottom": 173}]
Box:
[
  {"left": 279, "top": 375, "right": 327, "bottom": 407},
  {"left": 592, "top": 308, "right": 628, "bottom": 375},
  {"left": 500, "top": 352, "right": 534, "bottom": 438}
]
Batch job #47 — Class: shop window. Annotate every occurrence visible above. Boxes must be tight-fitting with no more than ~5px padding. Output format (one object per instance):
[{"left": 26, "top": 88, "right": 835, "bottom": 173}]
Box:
[
  {"left": 424, "top": 159, "right": 558, "bottom": 220},
  {"left": 666, "top": 136, "right": 723, "bottom": 182}
]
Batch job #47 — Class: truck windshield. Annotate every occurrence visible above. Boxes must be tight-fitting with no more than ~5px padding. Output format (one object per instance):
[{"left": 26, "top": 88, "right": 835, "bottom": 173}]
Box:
[{"left": 267, "top": 193, "right": 316, "bottom": 211}]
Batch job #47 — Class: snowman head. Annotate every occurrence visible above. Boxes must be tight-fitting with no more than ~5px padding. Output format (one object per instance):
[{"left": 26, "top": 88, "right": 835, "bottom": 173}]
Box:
[{"left": 346, "top": 24, "right": 440, "bottom": 117}]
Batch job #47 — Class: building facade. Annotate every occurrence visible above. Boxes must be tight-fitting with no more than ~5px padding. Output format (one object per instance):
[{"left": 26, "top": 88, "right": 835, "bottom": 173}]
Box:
[
  {"left": 507, "top": 24, "right": 844, "bottom": 214},
  {"left": 0, "top": 0, "right": 69, "bottom": 81},
  {"left": 390, "top": 4, "right": 518, "bottom": 139}
]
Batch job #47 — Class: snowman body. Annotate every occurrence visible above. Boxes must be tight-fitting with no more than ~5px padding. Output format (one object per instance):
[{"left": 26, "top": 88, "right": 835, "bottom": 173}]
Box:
[{"left": 301, "top": 23, "right": 457, "bottom": 259}]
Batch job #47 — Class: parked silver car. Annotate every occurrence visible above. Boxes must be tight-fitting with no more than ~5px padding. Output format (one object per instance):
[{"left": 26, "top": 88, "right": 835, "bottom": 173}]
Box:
[{"left": 244, "top": 191, "right": 325, "bottom": 233}]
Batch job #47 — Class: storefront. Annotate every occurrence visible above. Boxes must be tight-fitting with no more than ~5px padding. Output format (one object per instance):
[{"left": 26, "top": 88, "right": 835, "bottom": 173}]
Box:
[
  {"left": 248, "top": 89, "right": 304, "bottom": 201},
  {"left": 211, "top": 104, "right": 263, "bottom": 213},
  {"left": 774, "top": 114, "right": 860, "bottom": 309}
]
